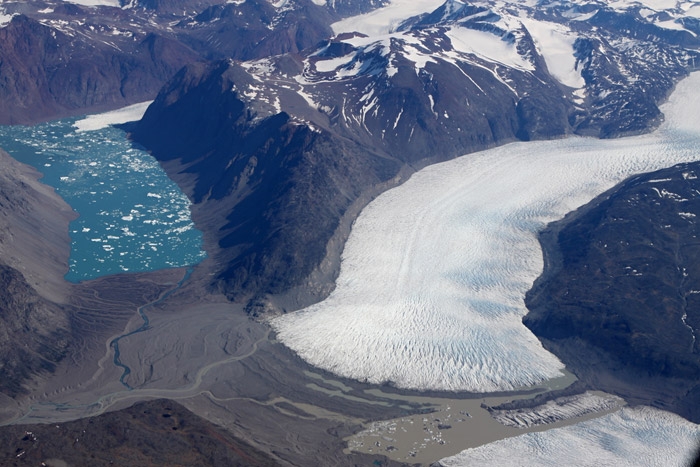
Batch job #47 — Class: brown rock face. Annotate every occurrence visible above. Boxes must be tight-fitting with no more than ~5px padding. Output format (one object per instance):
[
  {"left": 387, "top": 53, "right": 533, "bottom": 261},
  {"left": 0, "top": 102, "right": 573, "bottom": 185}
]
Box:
[{"left": 0, "top": 14, "right": 199, "bottom": 125}]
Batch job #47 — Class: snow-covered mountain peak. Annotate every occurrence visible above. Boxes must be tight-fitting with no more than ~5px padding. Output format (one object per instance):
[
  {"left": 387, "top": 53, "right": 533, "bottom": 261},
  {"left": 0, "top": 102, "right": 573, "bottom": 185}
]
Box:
[
  {"left": 61, "top": 0, "right": 121, "bottom": 6},
  {"left": 397, "top": 0, "right": 491, "bottom": 30},
  {"left": 299, "top": 20, "right": 535, "bottom": 91},
  {"left": 1, "top": 0, "right": 699, "bottom": 135},
  {"left": 191, "top": 0, "right": 700, "bottom": 145}
]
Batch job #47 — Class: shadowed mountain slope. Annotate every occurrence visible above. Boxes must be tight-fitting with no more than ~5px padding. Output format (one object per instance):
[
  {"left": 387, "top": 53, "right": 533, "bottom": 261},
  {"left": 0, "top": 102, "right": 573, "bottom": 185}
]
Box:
[
  {"left": 126, "top": 40, "right": 570, "bottom": 309},
  {"left": 525, "top": 161, "right": 700, "bottom": 422},
  {"left": 0, "top": 399, "right": 280, "bottom": 466}
]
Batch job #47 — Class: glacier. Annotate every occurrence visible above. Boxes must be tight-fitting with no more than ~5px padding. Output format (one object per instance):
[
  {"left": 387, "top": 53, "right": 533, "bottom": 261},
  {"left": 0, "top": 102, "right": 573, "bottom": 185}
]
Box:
[
  {"left": 272, "top": 72, "right": 700, "bottom": 393},
  {"left": 72, "top": 100, "right": 152, "bottom": 133},
  {"left": 437, "top": 406, "right": 700, "bottom": 467}
]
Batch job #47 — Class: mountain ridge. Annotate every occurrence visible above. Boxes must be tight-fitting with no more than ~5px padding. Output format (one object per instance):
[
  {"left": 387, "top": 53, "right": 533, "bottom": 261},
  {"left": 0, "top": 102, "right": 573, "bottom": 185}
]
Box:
[{"left": 126, "top": 0, "right": 700, "bottom": 309}]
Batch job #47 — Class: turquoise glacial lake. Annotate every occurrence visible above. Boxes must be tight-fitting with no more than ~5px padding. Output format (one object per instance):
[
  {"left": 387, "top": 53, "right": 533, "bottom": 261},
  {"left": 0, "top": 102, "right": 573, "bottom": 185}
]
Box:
[{"left": 0, "top": 112, "right": 207, "bottom": 282}]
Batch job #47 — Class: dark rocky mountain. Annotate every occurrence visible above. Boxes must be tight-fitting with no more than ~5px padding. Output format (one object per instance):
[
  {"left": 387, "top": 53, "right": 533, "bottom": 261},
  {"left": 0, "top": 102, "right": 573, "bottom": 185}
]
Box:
[
  {"left": 0, "top": 0, "right": 358, "bottom": 124},
  {"left": 121, "top": 0, "right": 224, "bottom": 15},
  {"left": 125, "top": 0, "right": 386, "bottom": 17},
  {"left": 125, "top": 60, "right": 401, "bottom": 309},
  {"left": 126, "top": 0, "right": 700, "bottom": 311},
  {"left": 525, "top": 161, "right": 700, "bottom": 422},
  {"left": 0, "top": 11, "right": 198, "bottom": 125},
  {"left": 175, "top": 0, "right": 336, "bottom": 60},
  {"left": 126, "top": 36, "right": 569, "bottom": 308},
  {"left": 1, "top": 0, "right": 696, "bottom": 127},
  {"left": 0, "top": 398, "right": 280, "bottom": 466},
  {"left": 326, "top": 0, "right": 388, "bottom": 16},
  {"left": 570, "top": 9, "right": 697, "bottom": 137}
]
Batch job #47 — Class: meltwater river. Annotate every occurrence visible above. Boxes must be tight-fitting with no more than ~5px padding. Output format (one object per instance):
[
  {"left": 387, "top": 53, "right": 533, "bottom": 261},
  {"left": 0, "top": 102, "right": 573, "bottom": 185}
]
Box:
[{"left": 0, "top": 104, "right": 206, "bottom": 282}]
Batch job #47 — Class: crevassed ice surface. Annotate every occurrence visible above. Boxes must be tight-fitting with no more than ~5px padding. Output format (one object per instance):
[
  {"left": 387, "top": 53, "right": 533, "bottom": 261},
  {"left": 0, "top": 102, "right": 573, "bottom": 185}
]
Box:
[
  {"left": 0, "top": 111, "right": 206, "bottom": 282},
  {"left": 438, "top": 406, "right": 700, "bottom": 467},
  {"left": 272, "top": 73, "right": 700, "bottom": 393}
]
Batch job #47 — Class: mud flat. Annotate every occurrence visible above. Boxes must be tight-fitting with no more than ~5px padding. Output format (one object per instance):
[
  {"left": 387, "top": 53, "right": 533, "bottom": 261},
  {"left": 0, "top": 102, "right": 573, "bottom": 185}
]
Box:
[{"left": 343, "top": 373, "right": 630, "bottom": 464}]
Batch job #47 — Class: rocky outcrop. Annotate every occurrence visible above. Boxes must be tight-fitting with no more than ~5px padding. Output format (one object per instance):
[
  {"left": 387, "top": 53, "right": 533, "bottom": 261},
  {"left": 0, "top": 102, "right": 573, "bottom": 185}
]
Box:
[
  {"left": 179, "top": 0, "right": 335, "bottom": 60},
  {"left": 525, "top": 161, "right": 700, "bottom": 422}
]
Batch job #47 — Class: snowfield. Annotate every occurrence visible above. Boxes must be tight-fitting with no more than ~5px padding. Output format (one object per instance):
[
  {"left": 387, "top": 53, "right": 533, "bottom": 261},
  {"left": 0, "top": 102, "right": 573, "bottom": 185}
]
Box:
[
  {"left": 73, "top": 101, "right": 152, "bottom": 133},
  {"left": 518, "top": 17, "right": 584, "bottom": 88},
  {"left": 272, "top": 73, "right": 700, "bottom": 393},
  {"left": 64, "top": 0, "right": 121, "bottom": 6},
  {"left": 331, "top": 0, "right": 444, "bottom": 35}
]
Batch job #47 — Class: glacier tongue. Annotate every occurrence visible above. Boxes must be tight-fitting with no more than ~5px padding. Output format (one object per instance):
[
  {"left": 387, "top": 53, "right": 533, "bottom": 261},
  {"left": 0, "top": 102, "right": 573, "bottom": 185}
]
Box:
[
  {"left": 438, "top": 406, "right": 700, "bottom": 467},
  {"left": 271, "top": 72, "right": 700, "bottom": 393},
  {"left": 331, "top": 0, "right": 444, "bottom": 35}
]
